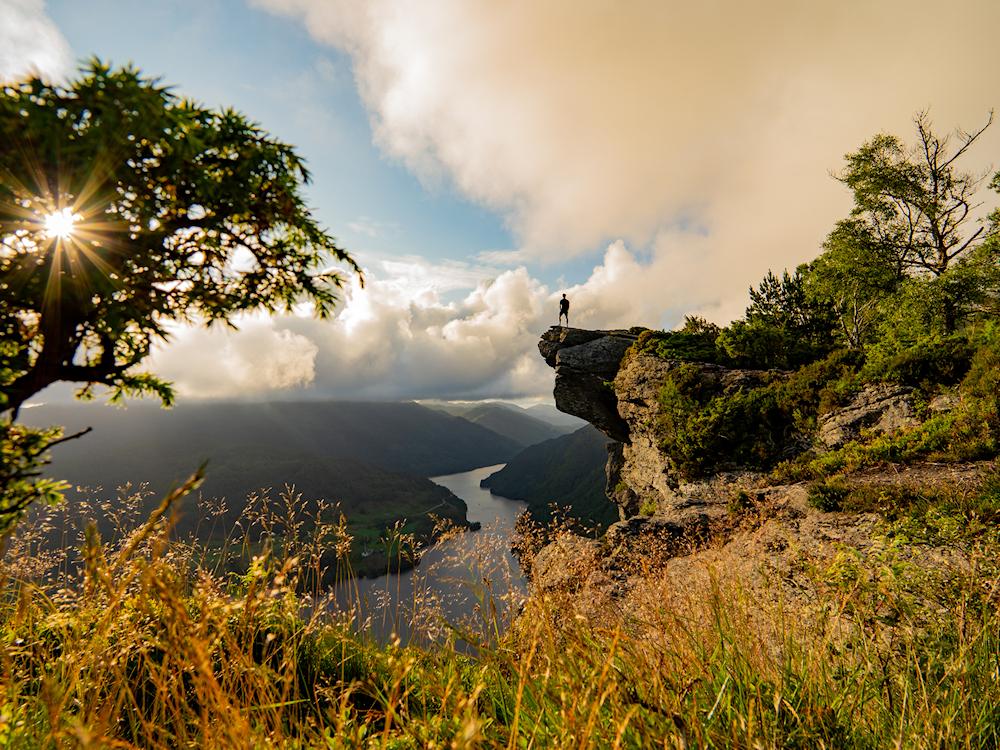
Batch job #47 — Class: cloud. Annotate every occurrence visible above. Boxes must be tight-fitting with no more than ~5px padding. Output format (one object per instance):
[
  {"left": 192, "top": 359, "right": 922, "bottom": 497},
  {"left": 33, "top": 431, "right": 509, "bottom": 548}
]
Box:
[
  {"left": 150, "top": 319, "right": 319, "bottom": 399},
  {"left": 254, "top": 0, "right": 1000, "bottom": 317},
  {"left": 149, "top": 246, "right": 676, "bottom": 401},
  {"left": 347, "top": 217, "right": 382, "bottom": 238},
  {"left": 0, "top": 0, "right": 72, "bottom": 83}
]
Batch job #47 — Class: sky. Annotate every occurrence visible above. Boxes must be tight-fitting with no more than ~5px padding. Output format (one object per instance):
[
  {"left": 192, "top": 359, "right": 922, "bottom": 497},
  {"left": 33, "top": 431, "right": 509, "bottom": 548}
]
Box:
[{"left": 2, "top": 0, "right": 999, "bottom": 403}]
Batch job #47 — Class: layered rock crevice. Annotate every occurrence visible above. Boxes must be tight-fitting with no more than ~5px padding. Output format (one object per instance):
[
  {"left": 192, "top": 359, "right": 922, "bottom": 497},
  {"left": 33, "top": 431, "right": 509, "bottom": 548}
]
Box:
[{"left": 539, "top": 326, "right": 757, "bottom": 525}]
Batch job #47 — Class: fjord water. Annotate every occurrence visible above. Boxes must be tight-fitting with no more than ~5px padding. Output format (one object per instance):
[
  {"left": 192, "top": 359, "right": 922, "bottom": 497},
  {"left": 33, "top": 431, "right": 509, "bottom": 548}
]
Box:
[{"left": 338, "top": 464, "right": 528, "bottom": 644}]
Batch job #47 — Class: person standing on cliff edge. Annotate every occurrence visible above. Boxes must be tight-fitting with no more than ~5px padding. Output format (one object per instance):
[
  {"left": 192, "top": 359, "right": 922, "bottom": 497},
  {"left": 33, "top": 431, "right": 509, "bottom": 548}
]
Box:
[{"left": 558, "top": 293, "right": 570, "bottom": 327}]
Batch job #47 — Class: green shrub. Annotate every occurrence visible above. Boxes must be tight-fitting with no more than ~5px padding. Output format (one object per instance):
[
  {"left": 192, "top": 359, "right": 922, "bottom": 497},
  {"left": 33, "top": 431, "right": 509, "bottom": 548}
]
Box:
[
  {"left": 718, "top": 318, "right": 834, "bottom": 370},
  {"left": 637, "top": 499, "right": 658, "bottom": 515},
  {"left": 799, "top": 414, "right": 957, "bottom": 478},
  {"left": 949, "top": 332, "right": 1000, "bottom": 456},
  {"left": 631, "top": 325, "right": 732, "bottom": 365},
  {"left": 655, "top": 350, "right": 863, "bottom": 479},
  {"left": 865, "top": 334, "right": 975, "bottom": 390},
  {"left": 807, "top": 479, "right": 850, "bottom": 511}
]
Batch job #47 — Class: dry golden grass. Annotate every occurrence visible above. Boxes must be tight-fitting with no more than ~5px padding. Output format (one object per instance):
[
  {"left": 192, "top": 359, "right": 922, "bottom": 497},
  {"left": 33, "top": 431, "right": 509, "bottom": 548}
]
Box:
[{"left": 1, "top": 472, "right": 998, "bottom": 748}]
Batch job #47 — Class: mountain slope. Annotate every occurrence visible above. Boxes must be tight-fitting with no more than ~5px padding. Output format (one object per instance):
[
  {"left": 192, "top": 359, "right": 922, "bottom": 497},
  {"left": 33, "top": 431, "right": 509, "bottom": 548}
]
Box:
[
  {"left": 424, "top": 401, "right": 574, "bottom": 447},
  {"left": 481, "top": 426, "right": 617, "bottom": 528},
  {"left": 458, "top": 403, "right": 566, "bottom": 446},
  {"left": 27, "top": 400, "right": 521, "bottom": 479},
  {"left": 524, "top": 403, "right": 587, "bottom": 431}
]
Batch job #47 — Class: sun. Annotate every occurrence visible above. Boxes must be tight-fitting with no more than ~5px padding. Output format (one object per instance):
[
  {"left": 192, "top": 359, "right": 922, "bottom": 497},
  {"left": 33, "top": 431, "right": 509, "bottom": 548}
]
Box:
[{"left": 44, "top": 208, "right": 81, "bottom": 240}]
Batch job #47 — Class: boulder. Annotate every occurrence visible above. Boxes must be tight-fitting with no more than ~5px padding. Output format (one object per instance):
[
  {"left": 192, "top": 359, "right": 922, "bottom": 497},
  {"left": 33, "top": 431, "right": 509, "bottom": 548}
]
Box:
[
  {"left": 817, "top": 384, "right": 919, "bottom": 450},
  {"left": 929, "top": 392, "right": 960, "bottom": 413},
  {"left": 539, "top": 326, "right": 641, "bottom": 441},
  {"left": 530, "top": 533, "right": 603, "bottom": 594},
  {"left": 604, "top": 512, "right": 709, "bottom": 549}
]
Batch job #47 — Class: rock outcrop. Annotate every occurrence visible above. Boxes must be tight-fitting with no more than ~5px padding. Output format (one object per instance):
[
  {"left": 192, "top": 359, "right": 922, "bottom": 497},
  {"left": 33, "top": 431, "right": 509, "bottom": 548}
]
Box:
[
  {"left": 816, "top": 383, "right": 919, "bottom": 450},
  {"left": 538, "top": 327, "right": 641, "bottom": 442},
  {"left": 539, "top": 327, "right": 774, "bottom": 522},
  {"left": 539, "top": 328, "right": 936, "bottom": 525}
]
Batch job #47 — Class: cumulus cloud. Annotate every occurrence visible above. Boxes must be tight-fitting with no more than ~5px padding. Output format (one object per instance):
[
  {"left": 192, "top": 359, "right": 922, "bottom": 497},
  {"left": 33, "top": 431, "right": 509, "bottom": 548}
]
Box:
[
  {"left": 254, "top": 0, "right": 1000, "bottom": 316},
  {"left": 149, "top": 246, "right": 674, "bottom": 401},
  {"left": 0, "top": 0, "right": 72, "bottom": 83},
  {"left": 150, "top": 319, "right": 319, "bottom": 399},
  {"left": 32, "top": 1, "right": 998, "bottom": 403}
]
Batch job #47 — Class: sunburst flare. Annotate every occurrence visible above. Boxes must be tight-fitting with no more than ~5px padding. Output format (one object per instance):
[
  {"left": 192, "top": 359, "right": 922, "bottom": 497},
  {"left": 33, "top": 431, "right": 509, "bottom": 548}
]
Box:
[{"left": 43, "top": 207, "right": 81, "bottom": 240}]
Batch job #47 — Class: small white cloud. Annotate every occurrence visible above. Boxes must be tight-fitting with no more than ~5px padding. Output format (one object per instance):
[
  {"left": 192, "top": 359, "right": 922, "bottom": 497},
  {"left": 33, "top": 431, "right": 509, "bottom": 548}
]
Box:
[
  {"left": 313, "top": 55, "right": 340, "bottom": 85},
  {"left": 150, "top": 317, "right": 319, "bottom": 399},
  {"left": 347, "top": 216, "right": 386, "bottom": 238},
  {"left": 475, "top": 249, "right": 527, "bottom": 266},
  {"left": 0, "top": 0, "right": 72, "bottom": 83}
]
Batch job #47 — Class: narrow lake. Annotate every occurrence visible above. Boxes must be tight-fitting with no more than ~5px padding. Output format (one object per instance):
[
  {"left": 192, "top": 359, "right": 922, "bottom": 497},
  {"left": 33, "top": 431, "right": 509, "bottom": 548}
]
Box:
[{"left": 335, "top": 464, "right": 529, "bottom": 645}]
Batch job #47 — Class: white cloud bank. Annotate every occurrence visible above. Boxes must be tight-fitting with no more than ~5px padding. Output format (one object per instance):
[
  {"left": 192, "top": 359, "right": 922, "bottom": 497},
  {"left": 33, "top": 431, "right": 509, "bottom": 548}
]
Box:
[
  {"left": 0, "top": 0, "right": 71, "bottom": 83},
  {"left": 150, "top": 244, "right": 669, "bottom": 401},
  {"left": 156, "top": 0, "right": 1000, "bottom": 401}
]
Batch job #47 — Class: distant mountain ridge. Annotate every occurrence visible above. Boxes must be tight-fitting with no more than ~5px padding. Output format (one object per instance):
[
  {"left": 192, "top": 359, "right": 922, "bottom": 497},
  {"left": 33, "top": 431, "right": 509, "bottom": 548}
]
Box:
[
  {"left": 27, "top": 400, "right": 521, "bottom": 479},
  {"left": 523, "top": 403, "right": 587, "bottom": 431},
  {"left": 426, "top": 401, "right": 577, "bottom": 447}
]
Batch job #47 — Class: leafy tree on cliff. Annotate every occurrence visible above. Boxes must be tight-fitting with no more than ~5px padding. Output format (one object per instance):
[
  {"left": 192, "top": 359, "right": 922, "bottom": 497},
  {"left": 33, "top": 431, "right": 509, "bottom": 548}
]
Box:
[
  {"left": 718, "top": 269, "right": 835, "bottom": 369},
  {"left": 837, "top": 111, "right": 995, "bottom": 332},
  {"left": 804, "top": 219, "right": 906, "bottom": 348},
  {"left": 0, "top": 61, "right": 359, "bottom": 530}
]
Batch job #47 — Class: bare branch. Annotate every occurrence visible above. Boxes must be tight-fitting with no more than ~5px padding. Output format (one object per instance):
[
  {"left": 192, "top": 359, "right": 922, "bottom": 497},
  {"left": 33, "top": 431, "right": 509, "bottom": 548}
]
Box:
[
  {"left": 42, "top": 426, "right": 94, "bottom": 451},
  {"left": 943, "top": 110, "right": 994, "bottom": 169}
]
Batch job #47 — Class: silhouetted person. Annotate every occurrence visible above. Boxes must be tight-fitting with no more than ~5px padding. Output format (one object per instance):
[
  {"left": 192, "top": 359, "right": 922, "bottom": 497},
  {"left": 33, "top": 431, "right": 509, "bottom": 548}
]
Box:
[{"left": 558, "top": 293, "right": 570, "bottom": 326}]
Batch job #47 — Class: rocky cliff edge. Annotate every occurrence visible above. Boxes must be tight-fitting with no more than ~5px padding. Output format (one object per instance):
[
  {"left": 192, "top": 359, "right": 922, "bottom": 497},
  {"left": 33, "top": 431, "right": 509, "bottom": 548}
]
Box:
[
  {"left": 539, "top": 326, "right": 772, "bottom": 524},
  {"left": 531, "top": 326, "right": 993, "bottom": 618}
]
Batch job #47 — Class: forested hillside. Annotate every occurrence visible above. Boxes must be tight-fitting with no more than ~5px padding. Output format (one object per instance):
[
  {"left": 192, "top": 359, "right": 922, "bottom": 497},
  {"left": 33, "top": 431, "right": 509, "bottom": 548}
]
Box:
[
  {"left": 427, "top": 401, "right": 570, "bottom": 446},
  {"left": 25, "top": 400, "right": 520, "bottom": 480},
  {"left": 481, "top": 426, "right": 617, "bottom": 528}
]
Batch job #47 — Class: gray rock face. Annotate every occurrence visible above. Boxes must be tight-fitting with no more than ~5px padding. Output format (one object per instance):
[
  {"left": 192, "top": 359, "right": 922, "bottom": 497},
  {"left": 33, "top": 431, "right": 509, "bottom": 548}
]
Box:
[
  {"left": 538, "top": 326, "right": 642, "bottom": 441},
  {"left": 604, "top": 512, "right": 709, "bottom": 550},
  {"left": 605, "top": 442, "right": 639, "bottom": 519},
  {"left": 929, "top": 392, "right": 960, "bottom": 413},
  {"left": 528, "top": 512, "right": 713, "bottom": 599},
  {"left": 610, "top": 351, "right": 775, "bottom": 518},
  {"left": 539, "top": 328, "right": 778, "bottom": 522},
  {"left": 817, "top": 384, "right": 919, "bottom": 450}
]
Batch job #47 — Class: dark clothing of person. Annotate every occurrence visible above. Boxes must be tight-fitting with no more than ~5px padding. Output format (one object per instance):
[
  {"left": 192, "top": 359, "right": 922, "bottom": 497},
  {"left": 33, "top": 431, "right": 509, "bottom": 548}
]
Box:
[{"left": 558, "top": 297, "right": 570, "bottom": 325}]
